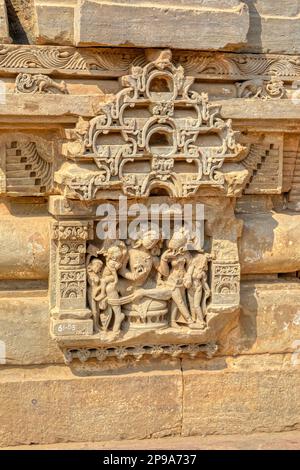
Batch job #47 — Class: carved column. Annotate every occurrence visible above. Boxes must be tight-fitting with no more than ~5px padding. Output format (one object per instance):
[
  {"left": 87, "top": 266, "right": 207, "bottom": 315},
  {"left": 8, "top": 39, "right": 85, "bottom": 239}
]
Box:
[{"left": 50, "top": 201, "right": 94, "bottom": 336}]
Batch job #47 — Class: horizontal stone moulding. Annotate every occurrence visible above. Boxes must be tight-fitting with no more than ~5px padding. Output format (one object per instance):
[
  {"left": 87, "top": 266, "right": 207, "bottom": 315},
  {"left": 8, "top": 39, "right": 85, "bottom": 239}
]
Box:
[{"left": 63, "top": 343, "right": 218, "bottom": 364}]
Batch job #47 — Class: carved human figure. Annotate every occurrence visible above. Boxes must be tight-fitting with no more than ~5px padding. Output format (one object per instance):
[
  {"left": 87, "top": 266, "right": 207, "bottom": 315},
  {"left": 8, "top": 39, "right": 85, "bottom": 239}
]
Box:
[
  {"left": 86, "top": 258, "right": 103, "bottom": 331},
  {"left": 95, "top": 245, "right": 126, "bottom": 332},
  {"left": 186, "top": 251, "right": 212, "bottom": 329},
  {"left": 158, "top": 229, "right": 193, "bottom": 327},
  {"left": 119, "top": 230, "right": 161, "bottom": 290}
]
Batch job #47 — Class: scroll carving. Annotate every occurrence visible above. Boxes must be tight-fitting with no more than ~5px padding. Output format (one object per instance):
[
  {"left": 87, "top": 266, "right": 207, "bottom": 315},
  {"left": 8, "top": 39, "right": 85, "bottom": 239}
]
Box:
[
  {"left": 235, "top": 77, "right": 286, "bottom": 100},
  {"left": 15, "top": 73, "right": 67, "bottom": 94},
  {"left": 60, "top": 50, "right": 247, "bottom": 199},
  {"left": 1, "top": 45, "right": 300, "bottom": 81}
]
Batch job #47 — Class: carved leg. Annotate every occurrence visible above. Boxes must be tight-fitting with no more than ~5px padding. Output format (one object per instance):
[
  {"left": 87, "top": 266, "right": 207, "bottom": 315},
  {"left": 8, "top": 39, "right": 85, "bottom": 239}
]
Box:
[
  {"left": 103, "top": 306, "right": 113, "bottom": 331},
  {"left": 170, "top": 299, "right": 179, "bottom": 327},
  {"left": 194, "top": 286, "right": 205, "bottom": 328},
  {"left": 112, "top": 306, "right": 125, "bottom": 332},
  {"left": 187, "top": 287, "right": 196, "bottom": 321},
  {"left": 201, "top": 275, "right": 210, "bottom": 315},
  {"left": 171, "top": 288, "right": 193, "bottom": 326}
]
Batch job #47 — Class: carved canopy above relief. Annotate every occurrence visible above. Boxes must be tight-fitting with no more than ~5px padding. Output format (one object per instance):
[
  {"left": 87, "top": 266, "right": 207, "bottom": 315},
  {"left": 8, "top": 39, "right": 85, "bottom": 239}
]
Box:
[{"left": 58, "top": 50, "right": 250, "bottom": 199}]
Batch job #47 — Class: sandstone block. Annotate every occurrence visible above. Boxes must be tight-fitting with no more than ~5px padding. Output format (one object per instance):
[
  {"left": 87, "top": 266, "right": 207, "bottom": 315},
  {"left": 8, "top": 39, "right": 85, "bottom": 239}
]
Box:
[
  {"left": 182, "top": 354, "right": 300, "bottom": 436},
  {"left": 0, "top": 363, "right": 182, "bottom": 446},
  {"left": 0, "top": 215, "right": 49, "bottom": 280},
  {"left": 243, "top": 0, "right": 300, "bottom": 54},
  {"left": 239, "top": 212, "right": 300, "bottom": 274},
  {"left": 74, "top": 0, "right": 249, "bottom": 49},
  {"left": 35, "top": 0, "right": 75, "bottom": 45},
  {"left": 0, "top": 0, "right": 11, "bottom": 43},
  {"left": 0, "top": 292, "right": 63, "bottom": 365},
  {"left": 219, "top": 280, "right": 300, "bottom": 356}
]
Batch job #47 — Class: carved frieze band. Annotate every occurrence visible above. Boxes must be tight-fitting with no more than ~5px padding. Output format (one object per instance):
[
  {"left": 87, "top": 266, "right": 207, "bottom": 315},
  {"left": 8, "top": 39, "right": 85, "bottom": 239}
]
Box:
[{"left": 0, "top": 45, "right": 300, "bottom": 82}]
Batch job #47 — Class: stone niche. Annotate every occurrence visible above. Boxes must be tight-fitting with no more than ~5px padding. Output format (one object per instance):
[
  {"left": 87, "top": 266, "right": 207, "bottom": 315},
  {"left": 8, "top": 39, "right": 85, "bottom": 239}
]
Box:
[{"left": 45, "top": 49, "right": 275, "bottom": 365}]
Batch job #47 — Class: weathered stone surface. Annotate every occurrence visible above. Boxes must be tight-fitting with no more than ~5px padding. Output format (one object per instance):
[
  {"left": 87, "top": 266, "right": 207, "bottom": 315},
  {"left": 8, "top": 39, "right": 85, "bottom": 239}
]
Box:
[
  {"left": 0, "top": 363, "right": 182, "bottom": 446},
  {"left": 0, "top": 0, "right": 11, "bottom": 43},
  {"left": 239, "top": 211, "right": 300, "bottom": 274},
  {"left": 0, "top": 11, "right": 300, "bottom": 446},
  {"left": 20, "top": 1, "right": 300, "bottom": 54},
  {"left": 35, "top": 0, "right": 75, "bottom": 45},
  {"left": 243, "top": 0, "right": 300, "bottom": 54},
  {"left": 219, "top": 280, "right": 300, "bottom": 356},
  {"left": 0, "top": 354, "right": 299, "bottom": 446},
  {"left": 74, "top": 0, "right": 249, "bottom": 49},
  {"left": 0, "top": 212, "right": 49, "bottom": 280},
  {"left": 182, "top": 354, "right": 300, "bottom": 436},
  {"left": 31, "top": 1, "right": 250, "bottom": 49},
  {"left": 0, "top": 291, "right": 63, "bottom": 365},
  {"left": 4, "top": 279, "right": 300, "bottom": 366}
]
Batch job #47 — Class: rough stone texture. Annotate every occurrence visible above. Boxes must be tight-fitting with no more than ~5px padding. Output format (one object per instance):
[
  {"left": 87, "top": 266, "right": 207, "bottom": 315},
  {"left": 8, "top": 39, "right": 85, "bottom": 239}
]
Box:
[
  {"left": 219, "top": 280, "right": 300, "bottom": 356},
  {"left": 5, "top": 0, "right": 35, "bottom": 44},
  {"left": 0, "top": 292, "right": 63, "bottom": 365},
  {"left": 3, "top": 430, "right": 300, "bottom": 449},
  {"left": 238, "top": 212, "right": 300, "bottom": 274},
  {"left": 1, "top": 279, "right": 298, "bottom": 367},
  {"left": 0, "top": 355, "right": 299, "bottom": 446},
  {"left": 35, "top": 0, "right": 75, "bottom": 45},
  {"left": 182, "top": 354, "right": 300, "bottom": 436},
  {"left": 30, "top": 1, "right": 250, "bottom": 49},
  {"left": 243, "top": 0, "right": 300, "bottom": 54},
  {"left": 16, "top": 1, "right": 300, "bottom": 54},
  {"left": 0, "top": 363, "right": 182, "bottom": 447},
  {"left": 0, "top": 0, "right": 11, "bottom": 43},
  {"left": 74, "top": 0, "right": 249, "bottom": 49},
  {"left": 0, "top": 211, "right": 49, "bottom": 279}
]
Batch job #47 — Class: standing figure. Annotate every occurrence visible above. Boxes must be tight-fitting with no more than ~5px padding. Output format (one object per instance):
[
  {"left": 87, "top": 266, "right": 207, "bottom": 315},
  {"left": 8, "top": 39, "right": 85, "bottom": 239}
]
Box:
[
  {"left": 86, "top": 258, "right": 103, "bottom": 332},
  {"left": 185, "top": 251, "right": 211, "bottom": 329},
  {"left": 158, "top": 229, "right": 193, "bottom": 328},
  {"left": 95, "top": 245, "right": 126, "bottom": 332}
]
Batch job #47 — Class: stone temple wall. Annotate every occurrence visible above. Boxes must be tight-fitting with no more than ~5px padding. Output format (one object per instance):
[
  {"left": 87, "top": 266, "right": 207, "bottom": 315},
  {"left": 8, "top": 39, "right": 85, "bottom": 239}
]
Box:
[{"left": 0, "top": 0, "right": 300, "bottom": 446}]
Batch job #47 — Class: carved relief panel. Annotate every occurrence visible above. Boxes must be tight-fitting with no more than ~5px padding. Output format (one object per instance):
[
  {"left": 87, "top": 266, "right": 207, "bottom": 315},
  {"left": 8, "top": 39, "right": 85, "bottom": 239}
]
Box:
[
  {"left": 48, "top": 50, "right": 283, "bottom": 363},
  {"left": 49, "top": 195, "right": 241, "bottom": 363}
]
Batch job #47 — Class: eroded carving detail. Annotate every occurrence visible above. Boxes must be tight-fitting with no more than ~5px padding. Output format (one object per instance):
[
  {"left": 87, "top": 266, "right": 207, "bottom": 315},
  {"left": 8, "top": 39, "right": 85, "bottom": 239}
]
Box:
[
  {"left": 82, "top": 227, "right": 239, "bottom": 336},
  {"left": 15, "top": 73, "right": 67, "bottom": 94},
  {"left": 63, "top": 342, "right": 218, "bottom": 364},
  {"left": 1, "top": 45, "right": 300, "bottom": 81},
  {"left": 236, "top": 77, "right": 286, "bottom": 99}
]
